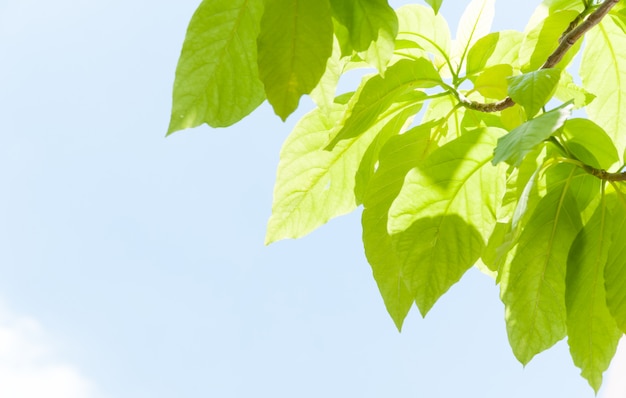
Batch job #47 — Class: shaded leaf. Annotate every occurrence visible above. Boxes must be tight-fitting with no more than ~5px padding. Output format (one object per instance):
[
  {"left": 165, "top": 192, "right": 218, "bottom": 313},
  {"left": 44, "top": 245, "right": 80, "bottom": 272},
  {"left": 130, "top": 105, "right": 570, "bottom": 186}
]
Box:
[
  {"left": 493, "top": 103, "right": 573, "bottom": 166},
  {"left": 330, "top": 0, "right": 398, "bottom": 72},
  {"left": 168, "top": 0, "right": 265, "bottom": 132},
  {"left": 507, "top": 68, "right": 562, "bottom": 118},
  {"left": 258, "top": 0, "right": 333, "bottom": 120},
  {"left": 561, "top": 118, "right": 619, "bottom": 171},
  {"left": 567, "top": 201, "right": 622, "bottom": 393},
  {"left": 362, "top": 122, "right": 439, "bottom": 329},
  {"left": 388, "top": 128, "right": 507, "bottom": 315},
  {"left": 605, "top": 190, "right": 626, "bottom": 333},
  {"left": 500, "top": 165, "right": 583, "bottom": 364}
]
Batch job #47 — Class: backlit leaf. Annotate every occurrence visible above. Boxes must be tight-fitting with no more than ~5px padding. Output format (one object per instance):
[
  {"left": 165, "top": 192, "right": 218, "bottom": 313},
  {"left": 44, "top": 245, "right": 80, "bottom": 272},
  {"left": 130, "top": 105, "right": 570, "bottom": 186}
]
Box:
[
  {"left": 396, "top": 5, "right": 452, "bottom": 63},
  {"left": 519, "top": 10, "right": 581, "bottom": 72},
  {"left": 330, "top": 0, "right": 398, "bottom": 72},
  {"left": 388, "top": 127, "right": 507, "bottom": 315},
  {"left": 258, "top": 0, "right": 333, "bottom": 120},
  {"left": 266, "top": 93, "right": 424, "bottom": 244},
  {"left": 581, "top": 14, "right": 626, "bottom": 161},
  {"left": 168, "top": 0, "right": 265, "bottom": 132},
  {"left": 466, "top": 31, "right": 524, "bottom": 76},
  {"left": 475, "top": 64, "right": 513, "bottom": 99},
  {"left": 454, "top": 0, "right": 495, "bottom": 74},
  {"left": 326, "top": 58, "right": 440, "bottom": 148}
]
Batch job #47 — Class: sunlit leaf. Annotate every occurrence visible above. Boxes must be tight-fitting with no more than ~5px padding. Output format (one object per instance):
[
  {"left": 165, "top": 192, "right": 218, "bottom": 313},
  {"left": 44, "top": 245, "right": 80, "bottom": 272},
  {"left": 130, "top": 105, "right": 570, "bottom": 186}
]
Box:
[
  {"left": 388, "top": 127, "right": 507, "bottom": 315},
  {"left": 475, "top": 64, "right": 513, "bottom": 99},
  {"left": 454, "top": 0, "right": 495, "bottom": 74},
  {"left": 519, "top": 10, "right": 581, "bottom": 72},
  {"left": 581, "top": 14, "right": 626, "bottom": 161},
  {"left": 507, "top": 68, "right": 561, "bottom": 118},
  {"left": 466, "top": 31, "right": 524, "bottom": 76},
  {"left": 493, "top": 103, "right": 573, "bottom": 166},
  {"left": 554, "top": 70, "right": 596, "bottom": 109},
  {"left": 326, "top": 58, "right": 440, "bottom": 148},
  {"left": 168, "top": 0, "right": 265, "bottom": 132},
  {"left": 330, "top": 0, "right": 398, "bottom": 72},
  {"left": 396, "top": 5, "right": 452, "bottom": 63},
  {"left": 567, "top": 200, "right": 622, "bottom": 393},
  {"left": 258, "top": 0, "right": 333, "bottom": 120}
]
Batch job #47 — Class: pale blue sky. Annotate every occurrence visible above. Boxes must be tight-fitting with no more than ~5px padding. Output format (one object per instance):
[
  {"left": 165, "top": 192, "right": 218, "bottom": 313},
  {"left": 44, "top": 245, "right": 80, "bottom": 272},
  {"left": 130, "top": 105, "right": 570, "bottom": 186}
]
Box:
[{"left": 0, "top": 1, "right": 622, "bottom": 397}]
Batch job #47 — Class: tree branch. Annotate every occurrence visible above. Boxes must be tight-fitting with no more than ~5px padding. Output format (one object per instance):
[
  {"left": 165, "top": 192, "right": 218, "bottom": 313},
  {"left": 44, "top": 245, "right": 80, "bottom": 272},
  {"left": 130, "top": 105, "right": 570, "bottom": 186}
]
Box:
[
  {"left": 583, "top": 164, "right": 626, "bottom": 182},
  {"left": 461, "top": 0, "right": 620, "bottom": 113}
]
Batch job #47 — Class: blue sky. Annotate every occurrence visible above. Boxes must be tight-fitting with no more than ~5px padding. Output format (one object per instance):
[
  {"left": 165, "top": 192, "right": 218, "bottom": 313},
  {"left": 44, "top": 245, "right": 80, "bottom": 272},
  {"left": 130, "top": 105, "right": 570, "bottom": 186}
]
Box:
[{"left": 0, "top": 0, "right": 624, "bottom": 397}]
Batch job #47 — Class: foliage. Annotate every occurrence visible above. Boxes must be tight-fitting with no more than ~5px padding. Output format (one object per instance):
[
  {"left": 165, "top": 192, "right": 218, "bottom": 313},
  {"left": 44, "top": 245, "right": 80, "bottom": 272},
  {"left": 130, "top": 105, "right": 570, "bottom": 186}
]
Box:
[{"left": 169, "top": 0, "right": 626, "bottom": 391}]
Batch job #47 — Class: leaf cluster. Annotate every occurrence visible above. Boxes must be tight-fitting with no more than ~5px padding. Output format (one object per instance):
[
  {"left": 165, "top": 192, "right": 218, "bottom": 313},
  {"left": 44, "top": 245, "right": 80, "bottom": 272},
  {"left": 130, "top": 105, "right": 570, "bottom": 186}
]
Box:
[{"left": 169, "top": 0, "right": 626, "bottom": 391}]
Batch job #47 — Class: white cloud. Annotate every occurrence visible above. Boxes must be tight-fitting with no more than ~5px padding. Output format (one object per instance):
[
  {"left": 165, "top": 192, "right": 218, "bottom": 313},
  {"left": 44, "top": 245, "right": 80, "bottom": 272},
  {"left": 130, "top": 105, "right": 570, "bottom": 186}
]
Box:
[{"left": 0, "top": 303, "right": 100, "bottom": 398}]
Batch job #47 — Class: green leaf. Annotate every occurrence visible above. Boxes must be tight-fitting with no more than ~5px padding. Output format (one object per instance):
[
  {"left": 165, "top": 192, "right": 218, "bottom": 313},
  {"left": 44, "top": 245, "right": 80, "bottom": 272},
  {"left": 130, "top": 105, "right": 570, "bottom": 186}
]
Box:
[
  {"left": 474, "top": 64, "right": 513, "bottom": 99},
  {"left": 362, "top": 122, "right": 439, "bottom": 330},
  {"left": 326, "top": 58, "right": 440, "bottom": 149},
  {"left": 561, "top": 118, "right": 619, "bottom": 171},
  {"left": 500, "top": 165, "right": 583, "bottom": 364},
  {"left": 605, "top": 190, "right": 626, "bottom": 333},
  {"left": 519, "top": 10, "right": 581, "bottom": 72},
  {"left": 567, "top": 200, "right": 622, "bottom": 393},
  {"left": 388, "top": 127, "right": 507, "bottom": 315},
  {"left": 266, "top": 92, "right": 423, "bottom": 244},
  {"left": 421, "top": 95, "right": 465, "bottom": 142},
  {"left": 168, "top": 0, "right": 265, "bottom": 133},
  {"left": 257, "top": 0, "right": 333, "bottom": 120},
  {"left": 554, "top": 70, "right": 596, "bottom": 109},
  {"left": 354, "top": 97, "right": 426, "bottom": 203},
  {"left": 493, "top": 103, "right": 573, "bottom": 166},
  {"left": 330, "top": 0, "right": 398, "bottom": 72},
  {"left": 507, "top": 68, "right": 561, "bottom": 118},
  {"left": 466, "top": 31, "right": 524, "bottom": 76},
  {"left": 580, "top": 14, "right": 626, "bottom": 161},
  {"left": 396, "top": 4, "right": 452, "bottom": 63},
  {"left": 310, "top": 38, "right": 346, "bottom": 114},
  {"left": 453, "top": 0, "right": 495, "bottom": 74},
  {"left": 424, "top": 0, "right": 443, "bottom": 14}
]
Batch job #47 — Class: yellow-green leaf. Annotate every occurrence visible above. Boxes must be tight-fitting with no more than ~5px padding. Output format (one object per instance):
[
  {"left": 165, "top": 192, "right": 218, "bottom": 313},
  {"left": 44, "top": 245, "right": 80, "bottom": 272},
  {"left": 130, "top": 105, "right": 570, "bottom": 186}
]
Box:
[
  {"left": 168, "top": 0, "right": 265, "bottom": 133},
  {"left": 258, "top": 0, "right": 333, "bottom": 120}
]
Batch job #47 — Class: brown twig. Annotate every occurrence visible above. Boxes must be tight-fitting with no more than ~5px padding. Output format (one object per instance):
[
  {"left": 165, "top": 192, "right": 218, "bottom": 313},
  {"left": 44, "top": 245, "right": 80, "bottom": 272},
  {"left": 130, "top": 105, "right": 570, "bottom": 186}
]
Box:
[
  {"left": 461, "top": 0, "right": 620, "bottom": 113},
  {"left": 583, "top": 164, "right": 626, "bottom": 181}
]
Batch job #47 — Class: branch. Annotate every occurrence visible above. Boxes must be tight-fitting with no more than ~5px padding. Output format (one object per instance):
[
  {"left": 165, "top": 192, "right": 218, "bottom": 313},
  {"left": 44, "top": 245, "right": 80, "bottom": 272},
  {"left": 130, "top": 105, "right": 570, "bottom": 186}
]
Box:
[
  {"left": 583, "top": 164, "right": 626, "bottom": 182},
  {"left": 461, "top": 0, "right": 620, "bottom": 113}
]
